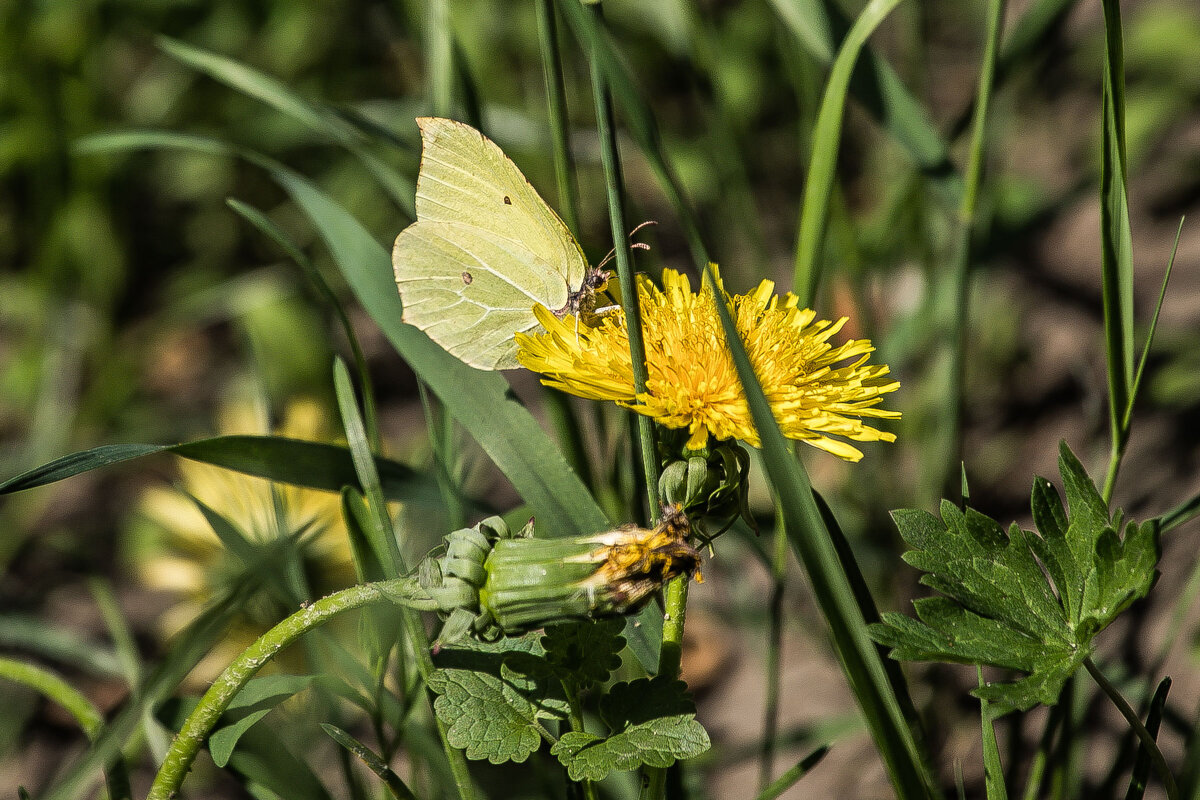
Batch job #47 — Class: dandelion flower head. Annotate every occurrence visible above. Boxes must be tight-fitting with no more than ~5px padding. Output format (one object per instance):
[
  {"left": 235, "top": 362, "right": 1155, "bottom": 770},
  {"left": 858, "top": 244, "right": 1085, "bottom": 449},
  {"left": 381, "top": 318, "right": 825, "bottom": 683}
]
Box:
[{"left": 516, "top": 267, "right": 900, "bottom": 461}]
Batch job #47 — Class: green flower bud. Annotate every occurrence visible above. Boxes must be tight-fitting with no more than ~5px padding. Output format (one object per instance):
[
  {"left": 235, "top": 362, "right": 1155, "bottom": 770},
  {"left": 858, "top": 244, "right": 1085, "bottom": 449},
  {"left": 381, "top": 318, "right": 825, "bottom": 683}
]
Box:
[
  {"left": 657, "top": 431, "right": 753, "bottom": 539},
  {"left": 418, "top": 507, "right": 701, "bottom": 644}
]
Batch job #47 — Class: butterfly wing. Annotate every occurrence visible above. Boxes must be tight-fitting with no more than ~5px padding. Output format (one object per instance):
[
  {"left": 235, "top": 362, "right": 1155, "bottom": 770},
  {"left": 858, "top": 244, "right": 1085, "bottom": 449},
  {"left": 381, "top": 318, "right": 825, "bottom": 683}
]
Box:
[{"left": 393, "top": 117, "right": 589, "bottom": 370}]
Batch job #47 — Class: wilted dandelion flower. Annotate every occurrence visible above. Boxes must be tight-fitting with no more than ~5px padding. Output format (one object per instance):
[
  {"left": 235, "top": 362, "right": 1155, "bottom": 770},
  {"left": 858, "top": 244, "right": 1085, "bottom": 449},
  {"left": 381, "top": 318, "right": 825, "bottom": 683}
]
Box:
[
  {"left": 516, "top": 267, "right": 900, "bottom": 461},
  {"left": 128, "top": 397, "right": 356, "bottom": 680}
]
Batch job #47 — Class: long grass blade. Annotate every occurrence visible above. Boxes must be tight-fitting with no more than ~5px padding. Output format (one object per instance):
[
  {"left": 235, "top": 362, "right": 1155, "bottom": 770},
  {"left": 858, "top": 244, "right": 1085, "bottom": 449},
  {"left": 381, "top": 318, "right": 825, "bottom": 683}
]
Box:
[
  {"left": 556, "top": 0, "right": 710, "bottom": 269},
  {"left": 938, "top": 0, "right": 1007, "bottom": 498},
  {"left": 768, "top": 0, "right": 956, "bottom": 195},
  {"left": 791, "top": 0, "right": 906, "bottom": 307},
  {"left": 0, "top": 436, "right": 443, "bottom": 506},
  {"left": 226, "top": 197, "right": 381, "bottom": 453},
  {"left": 755, "top": 745, "right": 830, "bottom": 800},
  {"left": 0, "top": 658, "right": 131, "bottom": 800},
  {"left": 323, "top": 723, "right": 419, "bottom": 800},
  {"left": 155, "top": 37, "right": 415, "bottom": 217},
  {"left": 1124, "top": 677, "right": 1171, "bottom": 800},
  {"left": 1097, "top": 0, "right": 1135, "bottom": 507},
  {"left": 705, "top": 264, "right": 938, "bottom": 800},
  {"left": 1103, "top": 219, "right": 1183, "bottom": 501}
]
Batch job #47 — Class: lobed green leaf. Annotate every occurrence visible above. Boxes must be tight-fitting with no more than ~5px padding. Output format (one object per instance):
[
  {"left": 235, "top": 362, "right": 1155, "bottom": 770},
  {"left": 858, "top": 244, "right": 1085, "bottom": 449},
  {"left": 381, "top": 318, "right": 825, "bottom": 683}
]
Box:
[{"left": 871, "top": 442, "right": 1161, "bottom": 714}]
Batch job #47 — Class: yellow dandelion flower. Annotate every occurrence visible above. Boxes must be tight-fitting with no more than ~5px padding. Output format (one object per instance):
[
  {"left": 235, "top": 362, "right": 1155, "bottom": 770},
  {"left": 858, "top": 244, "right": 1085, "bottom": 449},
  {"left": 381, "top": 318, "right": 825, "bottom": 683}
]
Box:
[
  {"left": 128, "top": 397, "right": 358, "bottom": 682},
  {"left": 516, "top": 266, "right": 900, "bottom": 461}
]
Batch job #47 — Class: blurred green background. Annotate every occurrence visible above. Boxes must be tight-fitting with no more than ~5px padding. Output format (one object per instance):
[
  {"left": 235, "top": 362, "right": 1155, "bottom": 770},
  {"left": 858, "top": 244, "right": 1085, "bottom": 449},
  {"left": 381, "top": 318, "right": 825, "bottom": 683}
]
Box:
[{"left": 2, "top": 0, "right": 1199, "bottom": 795}]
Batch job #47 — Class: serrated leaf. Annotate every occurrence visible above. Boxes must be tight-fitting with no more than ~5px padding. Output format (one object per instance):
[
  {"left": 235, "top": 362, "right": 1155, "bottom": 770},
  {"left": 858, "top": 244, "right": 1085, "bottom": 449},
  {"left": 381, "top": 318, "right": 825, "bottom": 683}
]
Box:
[
  {"left": 208, "top": 674, "right": 314, "bottom": 767},
  {"left": 427, "top": 636, "right": 566, "bottom": 765},
  {"left": 549, "top": 676, "right": 710, "bottom": 782},
  {"left": 427, "top": 668, "right": 543, "bottom": 764},
  {"left": 551, "top": 716, "right": 709, "bottom": 782},
  {"left": 871, "top": 441, "right": 1160, "bottom": 714},
  {"left": 541, "top": 620, "right": 624, "bottom": 691}
]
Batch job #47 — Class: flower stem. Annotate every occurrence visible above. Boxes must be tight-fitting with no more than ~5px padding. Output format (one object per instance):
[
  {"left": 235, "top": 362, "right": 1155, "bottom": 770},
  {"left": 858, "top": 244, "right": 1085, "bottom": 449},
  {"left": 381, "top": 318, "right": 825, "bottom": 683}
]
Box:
[
  {"left": 585, "top": 0, "right": 660, "bottom": 520},
  {"left": 1084, "top": 657, "right": 1178, "bottom": 800},
  {"left": 940, "top": 0, "right": 1006, "bottom": 500},
  {"left": 585, "top": 6, "right": 680, "bottom": 797},
  {"left": 146, "top": 580, "right": 444, "bottom": 800}
]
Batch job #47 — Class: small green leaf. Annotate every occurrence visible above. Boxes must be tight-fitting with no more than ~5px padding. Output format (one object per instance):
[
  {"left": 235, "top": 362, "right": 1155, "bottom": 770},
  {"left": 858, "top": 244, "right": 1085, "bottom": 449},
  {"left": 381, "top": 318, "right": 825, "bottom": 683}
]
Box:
[
  {"left": 871, "top": 442, "right": 1161, "bottom": 714},
  {"left": 550, "top": 677, "right": 709, "bottom": 782},
  {"left": 541, "top": 620, "right": 624, "bottom": 691},
  {"left": 427, "top": 637, "right": 564, "bottom": 764},
  {"left": 208, "top": 675, "right": 314, "bottom": 767}
]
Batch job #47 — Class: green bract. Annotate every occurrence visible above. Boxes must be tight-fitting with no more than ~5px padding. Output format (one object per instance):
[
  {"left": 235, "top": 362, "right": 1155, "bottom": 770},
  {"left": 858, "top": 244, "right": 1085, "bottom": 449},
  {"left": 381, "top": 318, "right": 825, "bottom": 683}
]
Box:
[{"left": 870, "top": 442, "right": 1160, "bottom": 714}]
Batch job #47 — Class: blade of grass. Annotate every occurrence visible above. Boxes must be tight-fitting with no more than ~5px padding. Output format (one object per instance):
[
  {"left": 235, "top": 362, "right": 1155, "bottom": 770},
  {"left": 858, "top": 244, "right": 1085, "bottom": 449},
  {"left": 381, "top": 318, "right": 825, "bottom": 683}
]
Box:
[
  {"left": 535, "top": 0, "right": 600, "bottom": 494},
  {"left": 0, "top": 616, "right": 122, "bottom": 678},
  {"left": 584, "top": 0, "right": 671, "bottom": 694},
  {"left": 1084, "top": 658, "right": 1178, "bottom": 800},
  {"left": 0, "top": 436, "right": 442, "bottom": 506},
  {"left": 322, "top": 723, "right": 419, "bottom": 800},
  {"left": 1103, "top": 219, "right": 1183, "bottom": 501},
  {"left": 556, "top": 0, "right": 710, "bottom": 270},
  {"left": 538, "top": 0, "right": 581, "bottom": 234},
  {"left": 89, "top": 578, "right": 173, "bottom": 761},
  {"left": 427, "top": 0, "right": 453, "bottom": 117},
  {"left": 334, "top": 357, "right": 477, "bottom": 800},
  {"left": 333, "top": 358, "right": 406, "bottom": 577},
  {"left": 1124, "top": 677, "right": 1171, "bottom": 800},
  {"left": 769, "top": 0, "right": 957, "bottom": 201},
  {"left": 0, "top": 658, "right": 132, "bottom": 800},
  {"left": 791, "top": 0, "right": 907, "bottom": 307},
  {"left": 1098, "top": 0, "right": 1135, "bottom": 507},
  {"left": 226, "top": 197, "right": 380, "bottom": 453},
  {"left": 705, "top": 264, "right": 938, "bottom": 800},
  {"left": 938, "top": 0, "right": 1007, "bottom": 499},
  {"left": 755, "top": 745, "right": 831, "bottom": 800},
  {"left": 156, "top": 37, "right": 415, "bottom": 218}
]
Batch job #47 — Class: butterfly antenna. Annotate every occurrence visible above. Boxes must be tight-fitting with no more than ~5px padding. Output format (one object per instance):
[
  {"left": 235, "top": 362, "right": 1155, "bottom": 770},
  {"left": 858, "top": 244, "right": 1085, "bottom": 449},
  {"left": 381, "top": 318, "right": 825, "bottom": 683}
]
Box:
[
  {"left": 595, "top": 220, "right": 659, "bottom": 270},
  {"left": 628, "top": 220, "right": 657, "bottom": 241}
]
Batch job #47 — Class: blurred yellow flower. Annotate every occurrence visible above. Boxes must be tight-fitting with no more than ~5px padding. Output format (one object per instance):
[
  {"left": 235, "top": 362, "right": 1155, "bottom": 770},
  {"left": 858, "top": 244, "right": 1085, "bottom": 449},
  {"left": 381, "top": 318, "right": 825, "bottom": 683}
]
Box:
[
  {"left": 517, "top": 267, "right": 900, "bottom": 461},
  {"left": 130, "top": 397, "right": 356, "bottom": 680}
]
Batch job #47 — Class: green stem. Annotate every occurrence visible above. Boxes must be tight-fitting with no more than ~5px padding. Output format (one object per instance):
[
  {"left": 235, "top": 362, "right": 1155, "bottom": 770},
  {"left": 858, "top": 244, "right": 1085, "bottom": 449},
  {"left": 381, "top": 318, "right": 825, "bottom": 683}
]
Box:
[
  {"left": 336, "top": 361, "right": 476, "bottom": 799},
  {"left": 536, "top": 0, "right": 596, "bottom": 494},
  {"left": 1084, "top": 657, "right": 1178, "bottom": 800},
  {"left": 1102, "top": 220, "right": 1181, "bottom": 506},
  {"left": 536, "top": 0, "right": 581, "bottom": 234},
  {"left": 586, "top": 0, "right": 660, "bottom": 521},
  {"left": 564, "top": 685, "right": 599, "bottom": 800},
  {"left": 0, "top": 658, "right": 130, "bottom": 800},
  {"left": 758, "top": 511, "right": 789, "bottom": 792},
  {"left": 941, "top": 0, "right": 1006, "bottom": 499},
  {"left": 585, "top": 12, "right": 680, "bottom": 796},
  {"left": 428, "top": 0, "right": 453, "bottom": 117}
]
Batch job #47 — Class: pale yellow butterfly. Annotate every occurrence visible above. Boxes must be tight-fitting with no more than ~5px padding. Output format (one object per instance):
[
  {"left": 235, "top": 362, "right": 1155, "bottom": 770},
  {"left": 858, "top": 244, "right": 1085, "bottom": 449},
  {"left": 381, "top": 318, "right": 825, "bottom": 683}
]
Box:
[{"left": 392, "top": 118, "right": 610, "bottom": 370}]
